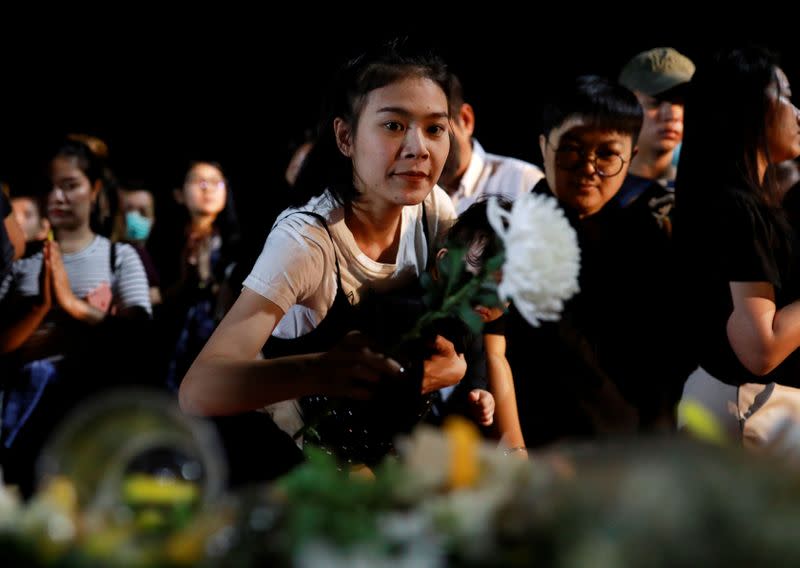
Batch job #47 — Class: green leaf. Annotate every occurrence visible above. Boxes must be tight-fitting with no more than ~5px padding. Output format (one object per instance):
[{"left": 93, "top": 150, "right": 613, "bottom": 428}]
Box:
[
  {"left": 484, "top": 251, "right": 505, "bottom": 274},
  {"left": 476, "top": 292, "right": 504, "bottom": 308},
  {"left": 457, "top": 303, "right": 484, "bottom": 334},
  {"left": 443, "top": 246, "right": 466, "bottom": 295}
]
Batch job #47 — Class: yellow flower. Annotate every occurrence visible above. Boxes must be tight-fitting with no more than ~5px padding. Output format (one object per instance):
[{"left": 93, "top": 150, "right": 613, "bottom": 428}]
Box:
[
  {"left": 444, "top": 417, "right": 480, "bottom": 489},
  {"left": 122, "top": 474, "right": 199, "bottom": 506},
  {"left": 678, "top": 400, "right": 728, "bottom": 445},
  {"left": 349, "top": 464, "right": 376, "bottom": 481},
  {"left": 40, "top": 475, "right": 79, "bottom": 513}
]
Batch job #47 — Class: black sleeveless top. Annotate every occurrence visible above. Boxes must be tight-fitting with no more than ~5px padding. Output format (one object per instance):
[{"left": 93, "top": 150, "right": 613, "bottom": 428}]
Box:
[{"left": 262, "top": 209, "right": 438, "bottom": 466}]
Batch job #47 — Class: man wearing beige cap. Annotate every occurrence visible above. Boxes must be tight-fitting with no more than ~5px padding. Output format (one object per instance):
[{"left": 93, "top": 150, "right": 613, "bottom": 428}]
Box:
[{"left": 615, "top": 47, "right": 695, "bottom": 232}]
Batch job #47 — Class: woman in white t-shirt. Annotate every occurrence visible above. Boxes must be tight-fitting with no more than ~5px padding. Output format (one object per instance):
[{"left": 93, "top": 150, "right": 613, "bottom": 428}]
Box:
[{"left": 179, "top": 41, "right": 467, "bottom": 461}]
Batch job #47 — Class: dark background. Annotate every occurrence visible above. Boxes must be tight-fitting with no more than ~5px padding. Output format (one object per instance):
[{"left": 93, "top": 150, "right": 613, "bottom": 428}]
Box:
[{"left": 1, "top": 20, "right": 796, "bottom": 245}]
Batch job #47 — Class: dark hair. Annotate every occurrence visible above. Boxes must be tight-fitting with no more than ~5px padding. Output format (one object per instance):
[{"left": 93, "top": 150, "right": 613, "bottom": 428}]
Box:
[
  {"left": 291, "top": 37, "right": 451, "bottom": 208},
  {"left": 541, "top": 75, "right": 644, "bottom": 145},
  {"left": 148, "top": 160, "right": 241, "bottom": 290},
  {"left": 110, "top": 176, "right": 153, "bottom": 242},
  {"left": 181, "top": 161, "right": 240, "bottom": 246},
  {"left": 116, "top": 176, "right": 151, "bottom": 193},
  {"left": 446, "top": 71, "right": 466, "bottom": 118},
  {"left": 676, "top": 46, "right": 781, "bottom": 207},
  {"left": 49, "top": 138, "right": 114, "bottom": 234},
  {"left": 445, "top": 197, "right": 510, "bottom": 273},
  {"left": 52, "top": 138, "right": 106, "bottom": 187}
]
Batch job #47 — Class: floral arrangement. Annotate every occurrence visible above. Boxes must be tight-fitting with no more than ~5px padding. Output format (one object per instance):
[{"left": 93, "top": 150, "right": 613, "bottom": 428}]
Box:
[
  {"left": 6, "top": 192, "right": 800, "bottom": 567},
  {"left": 297, "top": 193, "right": 581, "bottom": 461},
  {"left": 9, "top": 419, "right": 800, "bottom": 567},
  {"left": 0, "top": 192, "right": 587, "bottom": 566}
]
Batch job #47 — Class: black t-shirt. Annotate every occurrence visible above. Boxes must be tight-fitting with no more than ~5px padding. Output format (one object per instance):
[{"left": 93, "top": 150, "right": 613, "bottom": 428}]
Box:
[
  {"left": 681, "top": 187, "right": 800, "bottom": 387},
  {"left": 484, "top": 313, "right": 506, "bottom": 336},
  {"left": 507, "top": 180, "right": 691, "bottom": 447}
]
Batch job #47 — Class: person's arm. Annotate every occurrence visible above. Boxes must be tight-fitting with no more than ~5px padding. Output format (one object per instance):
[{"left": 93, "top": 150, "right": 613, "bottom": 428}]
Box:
[
  {"left": 0, "top": 302, "right": 51, "bottom": 354},
  {"left": 111, "top": 242, "right": 153, "bottom": 318},
  {"left": 48, "top": 241, "right": 108, "bottom": 325},
  {"left": 4, "top": 210, "right": 24, "bottom": 261},
  {"left": 0, "top": 248, "right": 52, "bottom": 354},
  {"left": 484, "top": 333, "right": 526, "bottom": 453},
  {"left": 179, "top": 288, "right": 402, "bottom": 416},
  {"left": 727, "top": 281, "right": 800, "bottom": 375}
]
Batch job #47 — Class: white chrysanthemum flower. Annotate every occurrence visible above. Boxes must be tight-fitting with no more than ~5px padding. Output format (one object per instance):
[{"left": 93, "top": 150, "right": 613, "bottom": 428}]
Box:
[
  {"left": 487, "top": 192, "right": 580, "bottom": 327},
  {"left": 395, "top": 425, "right": 450, "bottom": 494}
]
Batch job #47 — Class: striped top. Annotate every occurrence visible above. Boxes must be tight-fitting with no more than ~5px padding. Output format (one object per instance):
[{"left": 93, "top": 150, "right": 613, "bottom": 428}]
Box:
[{"left": 0, "top": 235, "right": 151, "bottom": 361}]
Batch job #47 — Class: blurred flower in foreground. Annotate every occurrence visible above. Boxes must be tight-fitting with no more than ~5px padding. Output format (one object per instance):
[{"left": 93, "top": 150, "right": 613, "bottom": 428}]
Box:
[{"left": 678, "top": 400, "right": 729, "bottom": 445}]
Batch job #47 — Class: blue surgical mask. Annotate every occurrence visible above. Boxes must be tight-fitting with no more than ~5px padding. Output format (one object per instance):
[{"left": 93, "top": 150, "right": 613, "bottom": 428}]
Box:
[
  {"left": 671, "top": 142, "right": 682, "bottom": 168},
  {"left": 125, "top": 211, "right": 152, "bottom": 241}
]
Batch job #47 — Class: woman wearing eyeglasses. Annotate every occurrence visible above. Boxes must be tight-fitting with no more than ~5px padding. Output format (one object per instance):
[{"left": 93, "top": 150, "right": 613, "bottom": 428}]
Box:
[
  {"left": 148, "top": 161, "right": 242, "bottom": 390},
  {"left": 506, "top": 75, "right": 693, "bottom": 448}
]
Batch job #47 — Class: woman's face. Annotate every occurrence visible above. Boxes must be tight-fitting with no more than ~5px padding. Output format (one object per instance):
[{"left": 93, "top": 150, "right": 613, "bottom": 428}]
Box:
[
  {"left": 766, "top": 68, "right": 800, "bottom": 164},
  {"left": 335, "top": 76, "right": 450, "bottom": 209},
  {"left": 182, "top": 163, "right": 227, "bottom": 219},
  {"left": 47, "top": 156, "right": 98, "bottom": 230},
  {"left": 539, "top": 118, "right": 634, "bottom": 219}
]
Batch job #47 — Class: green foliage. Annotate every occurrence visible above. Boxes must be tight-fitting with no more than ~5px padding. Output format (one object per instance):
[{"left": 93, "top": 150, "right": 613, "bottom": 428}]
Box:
[
  {"left": 275, "top": 448, "right": 403, "bottom": 553},
  {"left": 457, "top": 304, "right": 484, "bottom": 335},
  {"left": 401, "top": 246, "right": 505, "bottom": 346},
  {"left": 296, "top": 245, "right": 506, "bottom": 446}
]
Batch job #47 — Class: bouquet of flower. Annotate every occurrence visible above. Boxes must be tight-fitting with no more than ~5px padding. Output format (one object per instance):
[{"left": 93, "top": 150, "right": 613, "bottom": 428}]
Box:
[{"left": 297, "top": 193, "right": 581, "bottom": 465}]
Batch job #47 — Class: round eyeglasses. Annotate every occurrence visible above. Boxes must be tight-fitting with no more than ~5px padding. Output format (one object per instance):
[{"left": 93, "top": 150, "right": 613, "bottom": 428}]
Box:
[
  {"left": 546, "top": 139, "right": 627, "bottom": 178},
  {"left": 186, "top": 178, "right": 226, "bottom": 191}
]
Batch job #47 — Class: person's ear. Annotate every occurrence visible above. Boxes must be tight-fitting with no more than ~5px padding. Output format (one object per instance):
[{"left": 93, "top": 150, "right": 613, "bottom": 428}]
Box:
[
  {"left": 459, "top": 103, "right": 476, "bottom": 137},
  {"left": 632, "top": 145, "right": 639, "bottom": 159},
  {"left": 334, "top": 117, "right": 353, "bottom": 158},
  {"left": 539, "top": 134, "right": 547, "bottom": 158},
  {"left": 173, "top": 188, "right": 185, "bottom": 205},
  {"left": 431, "top": 247, "right": 448, "bottom": 281}
]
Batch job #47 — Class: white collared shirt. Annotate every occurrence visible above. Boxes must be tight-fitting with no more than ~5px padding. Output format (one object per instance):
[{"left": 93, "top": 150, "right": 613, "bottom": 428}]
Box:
[{"left": 449, "top": 139, "right": 544, "bottom": 215}]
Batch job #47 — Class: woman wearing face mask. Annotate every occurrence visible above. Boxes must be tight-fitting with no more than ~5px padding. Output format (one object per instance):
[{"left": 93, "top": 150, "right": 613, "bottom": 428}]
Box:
[{"left": 113, "top": 181, "right": 161, "bottom": 306}]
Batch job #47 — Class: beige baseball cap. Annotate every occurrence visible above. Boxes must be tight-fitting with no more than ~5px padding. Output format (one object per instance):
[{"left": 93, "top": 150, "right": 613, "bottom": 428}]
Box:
[{"left": 619, "top": 47, "right": 696, "bottom": 97}]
